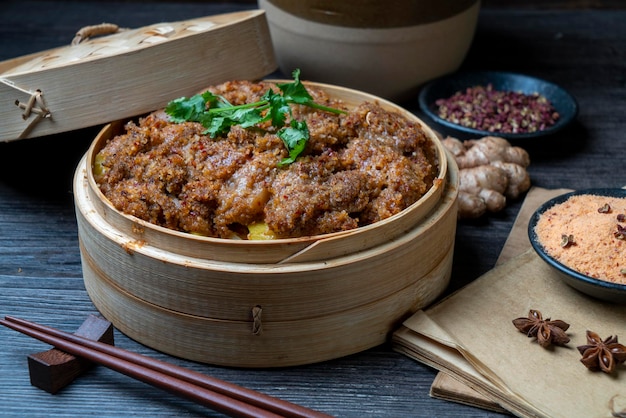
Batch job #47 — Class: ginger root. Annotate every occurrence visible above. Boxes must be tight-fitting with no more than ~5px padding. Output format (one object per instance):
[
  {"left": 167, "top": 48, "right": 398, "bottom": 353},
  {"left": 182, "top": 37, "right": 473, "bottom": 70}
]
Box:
[{"left": 442, "top": 136, "right": 531, "bottom": 219}]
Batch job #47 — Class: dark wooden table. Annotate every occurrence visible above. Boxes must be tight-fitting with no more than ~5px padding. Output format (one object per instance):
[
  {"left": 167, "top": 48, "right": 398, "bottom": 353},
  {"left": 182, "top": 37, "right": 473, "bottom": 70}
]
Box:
[{"left": 1, "top": 1, "right": 624, "bottom": 417}]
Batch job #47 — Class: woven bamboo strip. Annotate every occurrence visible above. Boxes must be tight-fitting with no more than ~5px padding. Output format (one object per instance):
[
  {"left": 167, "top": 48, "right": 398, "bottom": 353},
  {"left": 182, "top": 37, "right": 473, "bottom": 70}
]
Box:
[{"left": 81, "top": 239, "right": 455, "bottom": 368}]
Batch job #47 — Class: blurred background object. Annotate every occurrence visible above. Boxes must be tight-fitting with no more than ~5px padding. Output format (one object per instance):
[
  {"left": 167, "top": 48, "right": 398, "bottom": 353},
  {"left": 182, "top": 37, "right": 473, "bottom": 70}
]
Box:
[{"left": 258, "top": 0, "right": 480, "bottom": 100}]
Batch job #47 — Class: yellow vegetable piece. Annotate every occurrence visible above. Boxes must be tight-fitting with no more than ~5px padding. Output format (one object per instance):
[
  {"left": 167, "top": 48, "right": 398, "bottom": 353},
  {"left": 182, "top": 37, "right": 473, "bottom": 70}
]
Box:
[
  {"left": 247, "top": 222, "right": 276, "bottom": 240},
  {"left": 93, "top": 153, "right": 107, "bottom": 180}
]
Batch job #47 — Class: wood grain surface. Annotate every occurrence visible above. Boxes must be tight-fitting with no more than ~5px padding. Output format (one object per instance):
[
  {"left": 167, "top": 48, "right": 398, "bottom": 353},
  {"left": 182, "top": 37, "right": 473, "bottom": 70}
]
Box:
[{"left": 1, "top": 1, "right": 625, "bottom": 417}]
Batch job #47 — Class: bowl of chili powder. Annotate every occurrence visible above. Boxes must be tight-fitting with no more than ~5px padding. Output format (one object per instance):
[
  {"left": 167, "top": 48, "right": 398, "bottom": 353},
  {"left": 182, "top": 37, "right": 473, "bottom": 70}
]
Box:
[
  {"left": 418, "top": 71, "right": 578, "bottom": 141},
  {"left": 528, "top": 188, "right": 626, "bottom": 304}
]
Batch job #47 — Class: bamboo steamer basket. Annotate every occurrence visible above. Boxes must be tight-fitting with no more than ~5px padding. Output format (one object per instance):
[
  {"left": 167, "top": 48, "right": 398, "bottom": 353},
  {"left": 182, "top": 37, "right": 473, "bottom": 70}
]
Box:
[{"left": 74, "top": 81, "right": 459, "bottom": 367}]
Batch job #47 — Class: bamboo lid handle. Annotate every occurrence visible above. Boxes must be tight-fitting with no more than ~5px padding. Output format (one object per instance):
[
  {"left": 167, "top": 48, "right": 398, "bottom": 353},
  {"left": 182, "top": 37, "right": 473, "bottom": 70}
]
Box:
[{"left": 72, "top": 23, "right": 124, "bottom": 45}]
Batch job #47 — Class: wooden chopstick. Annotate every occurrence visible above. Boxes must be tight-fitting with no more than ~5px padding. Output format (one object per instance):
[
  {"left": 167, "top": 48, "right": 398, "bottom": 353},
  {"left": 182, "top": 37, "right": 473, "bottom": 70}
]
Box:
[{"left": 1, "top": 316, "right": 332, "bottom": 418}]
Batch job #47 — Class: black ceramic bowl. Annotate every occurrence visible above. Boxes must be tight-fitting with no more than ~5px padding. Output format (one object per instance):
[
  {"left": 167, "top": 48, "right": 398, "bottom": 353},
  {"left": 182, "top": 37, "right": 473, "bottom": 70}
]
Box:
[
  {"left": 418, "top": 71, "right": 578, "bottom": 141},
  {"left": 528, "top": 188, "right": 626, "bottom": 304}
]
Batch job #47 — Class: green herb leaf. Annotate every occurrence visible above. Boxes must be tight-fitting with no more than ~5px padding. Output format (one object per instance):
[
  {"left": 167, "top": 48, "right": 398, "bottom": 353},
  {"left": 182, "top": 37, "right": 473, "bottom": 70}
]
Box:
[
  {"left": 202, "top": 114, "right": 232, "bottom": 137},
  {"left": 277, "top": 120, "right": 309, "bottom": 167},
  {"left": 276, "top": 69, "right": 346, "bottom": 115},
  {"left": 277, "top": 69, "right": 313, "bottom": 105},
  {"left": 163, "top": 69, "right": 346, "bottom": 165},
  {"left": 263, "top": 89, "right": 291, "bottom": 128},
  {"left": 165, "top": 94, "right": 206, "bottom": 123},
  {"left": 202, "top": 91, "right": 226, "bottom": 108}
]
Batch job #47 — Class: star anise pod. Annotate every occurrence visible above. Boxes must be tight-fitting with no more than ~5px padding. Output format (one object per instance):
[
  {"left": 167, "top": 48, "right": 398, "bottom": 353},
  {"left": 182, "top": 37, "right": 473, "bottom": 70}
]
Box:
[
  {"left": 512, "top": 309, "right": 570, "bottom": 348},
  {"left": 577, "top": 330, "right": 626, "bottom": 374}
]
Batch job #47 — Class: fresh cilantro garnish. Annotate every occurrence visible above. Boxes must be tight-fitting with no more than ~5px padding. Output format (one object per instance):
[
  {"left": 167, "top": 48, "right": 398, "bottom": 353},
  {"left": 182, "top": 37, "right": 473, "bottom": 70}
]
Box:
[
  {"left": 277, "top": 120, "right": 309, "bottom": 167},
  {"left": 164, "top": 69, "right": 345, "bottom": 166}
]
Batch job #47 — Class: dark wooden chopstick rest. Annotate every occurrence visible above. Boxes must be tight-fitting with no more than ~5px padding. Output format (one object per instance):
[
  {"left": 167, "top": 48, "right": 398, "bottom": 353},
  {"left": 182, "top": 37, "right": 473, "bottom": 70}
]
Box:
[{"left": 27, "top": 314, "right": 113, "bottom": 394}]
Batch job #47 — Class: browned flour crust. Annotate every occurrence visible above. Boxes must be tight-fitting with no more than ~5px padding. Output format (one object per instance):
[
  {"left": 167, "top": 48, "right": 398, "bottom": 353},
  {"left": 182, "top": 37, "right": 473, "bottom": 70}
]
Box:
[{"left": 95, "top": 80, "right": 438, "bottom": 239}]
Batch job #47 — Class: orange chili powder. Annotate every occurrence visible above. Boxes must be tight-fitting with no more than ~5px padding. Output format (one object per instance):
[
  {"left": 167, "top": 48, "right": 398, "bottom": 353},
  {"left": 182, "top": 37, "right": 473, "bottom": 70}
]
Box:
[{"left": 534, "top": 194, "right": 626, "bottom": 284}]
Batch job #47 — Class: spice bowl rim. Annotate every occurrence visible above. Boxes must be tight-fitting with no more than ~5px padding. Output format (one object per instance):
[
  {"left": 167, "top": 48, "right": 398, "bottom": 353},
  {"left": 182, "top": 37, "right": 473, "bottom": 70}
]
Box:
[
  {"left": 417, "top": 70, "right": 579, "bottom": 141},
  {"left": 527, "top": 188, "right": 626, "bottom": 304}
]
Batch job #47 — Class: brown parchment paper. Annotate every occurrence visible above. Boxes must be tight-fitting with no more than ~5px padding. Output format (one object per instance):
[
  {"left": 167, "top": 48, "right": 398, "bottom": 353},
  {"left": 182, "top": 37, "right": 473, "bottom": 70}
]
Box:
[
  {"left": 393, "top": 187, "right": 626, "bottom": 418},
  {"left": 425, "top": 187, "right": 571, "bottom": 413},
  {"left": 430, "top": 371, "right": 508, "bottom": 414}
]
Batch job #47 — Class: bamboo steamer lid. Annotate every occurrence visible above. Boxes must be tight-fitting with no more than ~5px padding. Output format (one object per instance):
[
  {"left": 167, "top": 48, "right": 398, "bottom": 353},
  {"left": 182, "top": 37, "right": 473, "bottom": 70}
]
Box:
[
  {"left": 0, "top": 10, "right": 277, "bottom": 142},
  {"left": 74, "top": 82, "right": 459, "bottom": 367}
]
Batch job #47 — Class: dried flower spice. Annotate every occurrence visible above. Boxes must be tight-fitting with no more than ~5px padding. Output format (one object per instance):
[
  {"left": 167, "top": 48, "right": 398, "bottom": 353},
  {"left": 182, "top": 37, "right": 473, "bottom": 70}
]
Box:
[
  {"left": 512, "top": 309, "right": 570, "bottom": 348},
  {"left": 577, "top": 330, "right": 626, "bottom": 374},
  {"left": 615, "top": 224, "right": 626, "bottom": 240},
  {"left": 434, "top": 84, "right": 560, "bottom": 134},
  {"left": 618, "top": 213, "right": 625, "bottom": 222}
]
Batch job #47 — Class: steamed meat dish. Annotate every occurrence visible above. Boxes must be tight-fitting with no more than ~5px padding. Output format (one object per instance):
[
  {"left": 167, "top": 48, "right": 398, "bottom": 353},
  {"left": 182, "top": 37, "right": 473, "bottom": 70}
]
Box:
[{"left": 94, "top": 80, "right": 439, "bottom": 239}]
